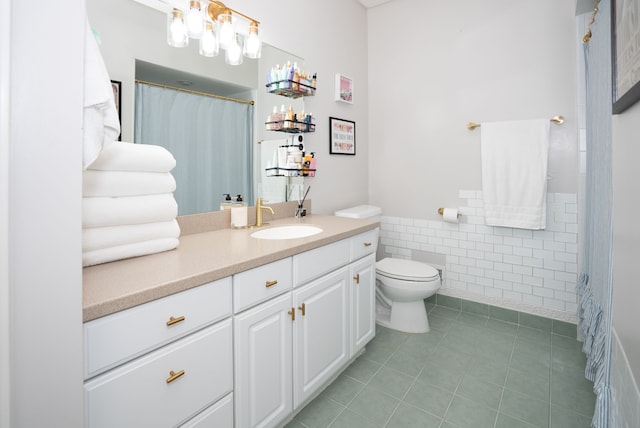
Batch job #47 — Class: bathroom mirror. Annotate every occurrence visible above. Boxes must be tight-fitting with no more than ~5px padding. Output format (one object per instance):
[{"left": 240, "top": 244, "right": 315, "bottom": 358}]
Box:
[{"left": 87, "top": 0, "right": 305, "bottom": 214}]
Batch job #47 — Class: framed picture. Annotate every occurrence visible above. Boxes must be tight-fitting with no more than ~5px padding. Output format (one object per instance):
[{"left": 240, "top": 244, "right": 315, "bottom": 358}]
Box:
[
  {"left": 329, "top": 117, "right": 356, "bottom": 155},
  {"left": 111, "top": 80, "right": 122, "bottom": 140},
  {"left": 612, "top": 0, "right": 640, "bottom": 114},
  {"left": 334, "top": 74, "right": 353, "bottom": 104}
]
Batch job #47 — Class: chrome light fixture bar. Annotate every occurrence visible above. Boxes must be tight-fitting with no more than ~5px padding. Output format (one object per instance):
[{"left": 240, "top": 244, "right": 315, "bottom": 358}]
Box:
[{"left": 166, "top": 0, "right": 261, "bottom": 65}]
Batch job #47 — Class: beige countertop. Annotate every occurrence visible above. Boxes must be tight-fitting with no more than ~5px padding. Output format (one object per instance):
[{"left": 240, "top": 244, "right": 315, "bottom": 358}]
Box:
[{"left": 83, "top": 215, "right": 379, "bottom": 322}]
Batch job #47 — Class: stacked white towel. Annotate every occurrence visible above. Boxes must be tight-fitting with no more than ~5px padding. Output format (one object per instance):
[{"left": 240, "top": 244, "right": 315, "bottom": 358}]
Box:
[{"left": 83, "top": 142, "right": 180, "bottom": 267}]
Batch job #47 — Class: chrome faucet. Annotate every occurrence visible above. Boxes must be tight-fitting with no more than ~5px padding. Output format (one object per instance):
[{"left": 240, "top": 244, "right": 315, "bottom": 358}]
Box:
[{"left": 255, "top": 198, "right": 274, "bottom": 227}]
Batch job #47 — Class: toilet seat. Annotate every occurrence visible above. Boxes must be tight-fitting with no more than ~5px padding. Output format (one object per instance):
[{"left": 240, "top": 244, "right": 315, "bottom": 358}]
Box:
[{"left": 376, "top": 258, "right": 439, "bottom": 282}]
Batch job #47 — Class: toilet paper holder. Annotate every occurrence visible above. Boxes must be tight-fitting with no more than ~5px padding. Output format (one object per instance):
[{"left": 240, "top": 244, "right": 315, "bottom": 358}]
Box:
[{"left": 437, "top": 207, "right": 461, "bottom": 218}]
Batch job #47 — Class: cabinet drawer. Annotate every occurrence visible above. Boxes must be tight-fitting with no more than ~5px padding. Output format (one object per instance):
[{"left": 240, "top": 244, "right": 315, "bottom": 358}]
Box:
[
  {"left": 180, "top": 393, "right": 233, "bottom": 427},
  {"left": 84, "top": 277, "right": 231, "bottom": 379},
  {"left": 293, "top": 239, "right": 350, "bottom": 286},
  {"left": 233, "top": 258, "right": 292, "bottom": 313},
  {"left": 350, "top": 228, "right": 379, "bottom": 261},
  {"left": 85, "top": 320, "right": 233, "bottom": 428}
]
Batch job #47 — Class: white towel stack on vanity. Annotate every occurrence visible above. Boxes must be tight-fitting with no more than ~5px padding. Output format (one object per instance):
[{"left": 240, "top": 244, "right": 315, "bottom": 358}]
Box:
[{"left": 82, "top": 141, "right": 181, "bottom": 267}]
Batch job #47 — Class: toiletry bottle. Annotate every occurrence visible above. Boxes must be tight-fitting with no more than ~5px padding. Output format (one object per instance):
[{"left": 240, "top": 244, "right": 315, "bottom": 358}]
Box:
[
  {"left": 285, "top": 104, "right": 294, "bottom": 129},
  {"left": 220, "top": 193, "right": 233, "bottom": 210},
  {"left": 293, "top": 62, "right": 300, "bottom": 91},
  {"left": 230, "top": 195, "right": 248, "bottom": 228}
]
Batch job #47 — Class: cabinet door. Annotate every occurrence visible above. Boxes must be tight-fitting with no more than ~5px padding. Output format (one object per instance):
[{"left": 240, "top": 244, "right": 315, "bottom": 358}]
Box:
[
  {"left": 292, "top": 267, "right": 350, "bottom": 409},
  {"left": 350, "top": 254, "right": 377, "bottom": 357},
  {"left": 234, "top": 293, "right": 293, "bottom": 428}
]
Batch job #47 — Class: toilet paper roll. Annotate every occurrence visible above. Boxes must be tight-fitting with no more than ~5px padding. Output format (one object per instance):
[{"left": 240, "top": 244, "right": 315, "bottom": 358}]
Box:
[
  {"left": 231, "top": 206, "right": 248, "bottom": 228},
  {"left": 442, "top": 208, "right": 460, "bottom": 224}
]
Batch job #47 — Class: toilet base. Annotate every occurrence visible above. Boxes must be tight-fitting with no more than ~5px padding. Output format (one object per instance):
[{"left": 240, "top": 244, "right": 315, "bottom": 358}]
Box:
[{"left": 376, "top": 300, "right": 430, "bottom": 334}]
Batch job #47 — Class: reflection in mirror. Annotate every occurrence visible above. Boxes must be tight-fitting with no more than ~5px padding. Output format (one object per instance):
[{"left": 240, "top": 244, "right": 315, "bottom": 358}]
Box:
[
  {"left": 135, "top": 61, "right": 255, "bottom": 215},
  {"left": 87, "top": 0, "right": 306, "bottom": 215}
]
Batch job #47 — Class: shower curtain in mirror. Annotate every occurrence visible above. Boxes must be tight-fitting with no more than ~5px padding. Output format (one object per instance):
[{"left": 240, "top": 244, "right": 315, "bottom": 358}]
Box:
[
  {"left": 134, "top": 82, "right": 254, "bottom": 215},
  {"left": 578, "top": 1, "right": 613, "bottom": 426}
]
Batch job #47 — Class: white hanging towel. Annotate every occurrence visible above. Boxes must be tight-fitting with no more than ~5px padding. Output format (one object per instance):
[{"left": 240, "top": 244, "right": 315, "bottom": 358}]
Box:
[
  {"left": 83, "top": 16, "right": 121, "bottom": 169},
  {"left": 480, "top": 119, "right": 550, "bottom": 230}
]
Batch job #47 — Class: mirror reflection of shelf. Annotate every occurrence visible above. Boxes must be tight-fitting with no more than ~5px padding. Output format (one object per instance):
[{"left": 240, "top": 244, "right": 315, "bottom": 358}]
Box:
[
  {"left": 265, "top": 119, "right": 316, "bottom": 133},
  {"left": 265, "top": 167, "right": 316, "bottom": 177},
  {"left": 266, "top": 80, "right": 316, "bottom": 98}
]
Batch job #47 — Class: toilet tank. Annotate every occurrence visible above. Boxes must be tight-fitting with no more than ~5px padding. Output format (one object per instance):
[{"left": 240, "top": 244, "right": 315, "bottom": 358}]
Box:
[{"left": 334, "top": 205, "right": 382, "bottom": 220}]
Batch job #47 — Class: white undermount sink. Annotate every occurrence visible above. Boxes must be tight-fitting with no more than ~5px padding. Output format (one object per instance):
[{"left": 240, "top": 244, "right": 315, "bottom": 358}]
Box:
[{"left": 250, "top": 225, "right": 323, "bottom": 240}]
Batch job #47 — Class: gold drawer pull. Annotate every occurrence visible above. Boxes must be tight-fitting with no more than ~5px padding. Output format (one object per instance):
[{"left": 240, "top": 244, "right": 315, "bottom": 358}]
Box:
[
  {"left": 353, "top": 274, "right": 360, "bottom": 284},
  {"left": 364, "top": 242, "right": 372, "bottom": 247},
  {"left": 288, "top": 308, "right": 295, "bottom": 321},
  {"left": 166, "top": 316, "right": 185, "bottom": 326},
  {"left": 265, "top": 280, "right": 278, "bottom": 288},
  {"left": 298, "top": 303, "right": 306, "bottom": 316},
  {"left": 166, "top": 369, "right": 185, "bottom": 384}
]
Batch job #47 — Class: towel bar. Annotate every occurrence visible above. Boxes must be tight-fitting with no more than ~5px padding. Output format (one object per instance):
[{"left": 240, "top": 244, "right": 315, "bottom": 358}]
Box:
[{"left": 467, "top": 115, "right": 564, "bottom": 131}]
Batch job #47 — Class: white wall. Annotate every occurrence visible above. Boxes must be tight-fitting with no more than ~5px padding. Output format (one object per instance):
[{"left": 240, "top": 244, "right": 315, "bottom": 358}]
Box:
[
  {"left": 366, "top": 0, "right": 579, "bottom": 318},
  {"left": 367, "top": 0, "right": 579, "bottom": 219},
  {"left": 6, "top": 0, "right": 85, "bottom": 426},
  {"left": 612, "top": 100, "right": 640, "bottom": 408},
  {"left": 87, "top": 0, "right": 371, "bottom": 216}
]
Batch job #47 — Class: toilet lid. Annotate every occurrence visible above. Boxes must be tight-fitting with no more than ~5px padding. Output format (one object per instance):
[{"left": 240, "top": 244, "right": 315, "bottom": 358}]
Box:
[{"left": 376, "top": 258, "right": 440, "bottom": 281}]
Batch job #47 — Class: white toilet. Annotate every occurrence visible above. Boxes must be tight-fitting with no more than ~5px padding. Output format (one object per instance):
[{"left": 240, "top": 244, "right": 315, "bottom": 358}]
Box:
[
  {"left": 334, "top": 205, "right": 442, "bottom": 333},
  {"left": 375, "top": 258, "right": 440, "bottom": 333}
]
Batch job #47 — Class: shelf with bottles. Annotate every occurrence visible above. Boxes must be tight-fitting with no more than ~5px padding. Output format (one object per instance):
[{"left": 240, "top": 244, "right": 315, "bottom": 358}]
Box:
[
  {"left": 266, "top": 62, "right": 316, "bottom": 99},
  {"left": 264, "top": 167, "right": 316, "bottom": 177},
  {"left": 266, "top": 80, "right": 316, "bottom": 98},
  {"left": 265, "top": 145, "right": 316, "bottom": 178},
  {"left": 265, "top": 119, "right": 316, "bottom": 133},
  {"left": 265, "top": 105, "right": 315, "bottom": 134}
]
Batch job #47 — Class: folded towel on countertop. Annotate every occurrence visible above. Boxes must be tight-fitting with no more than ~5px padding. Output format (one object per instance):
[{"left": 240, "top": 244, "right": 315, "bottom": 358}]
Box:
[
  {"left": 82, "top": 219, "right": 181, "bottom": 252},
  {"left": 480, "top": 119, "right": 550, "bottom": 230},
  {"left": 83, "top": 193, "right": 178, "bottom": 228},
  {"left": 82, "top": 238, "right": 179, "bottom": 267},
  {"left": 87, "top": 141, "right": 176, "bottom": 173},
  {"left": 83, "top": 170, "right": 176, "bottom": 197}
]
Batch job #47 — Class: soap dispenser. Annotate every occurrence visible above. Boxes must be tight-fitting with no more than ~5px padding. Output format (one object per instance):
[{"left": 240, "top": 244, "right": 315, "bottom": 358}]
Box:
[
  {"left": 220, "top": 193, "right": 233, "bottom": 210},
  {"left": 230, "top": 194, "right": 248, "bottom": 228}
]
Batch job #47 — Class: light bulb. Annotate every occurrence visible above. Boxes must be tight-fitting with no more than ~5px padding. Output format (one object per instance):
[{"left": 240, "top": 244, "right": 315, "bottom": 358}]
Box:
[
  {"left": 199, "top": 23, "right": 218, "bottom": 57},
  {"left": 243, "top": 24, "right": 261, "bottom": 59},
  {"left": 167, "top": 9, "right": 188, "bottom": 47},
  {"left": 186, "top": 1, "right": 203, "bottom": 39},
  {"left": 225, "top": 35, "right": 243, "bottom": 65},
  {"left": 217, "top": 14, "right": 234, "bottom": 49}
]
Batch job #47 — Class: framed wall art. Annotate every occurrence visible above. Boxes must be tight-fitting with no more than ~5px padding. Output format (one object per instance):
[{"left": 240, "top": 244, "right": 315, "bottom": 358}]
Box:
[
  {"left": 329, "top": 117, "right": 356, "bottom": 155},
  {"left": 612, "top": 0, "right": 640, "bottom": 114},
  {"left": 334, "top": 74, "right": 353, "bottom": 104}
]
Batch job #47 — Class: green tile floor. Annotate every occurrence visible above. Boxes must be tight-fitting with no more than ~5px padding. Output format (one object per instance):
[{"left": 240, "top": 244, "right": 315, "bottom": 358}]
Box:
[{"left": 285, "top": 300, "right": 595, "bottom": 428}]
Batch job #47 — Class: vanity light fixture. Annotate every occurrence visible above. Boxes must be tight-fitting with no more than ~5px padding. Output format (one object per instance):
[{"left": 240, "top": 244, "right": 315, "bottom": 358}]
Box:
[{"left": 166, "top": 0, "right": 262, "bottom": 65}]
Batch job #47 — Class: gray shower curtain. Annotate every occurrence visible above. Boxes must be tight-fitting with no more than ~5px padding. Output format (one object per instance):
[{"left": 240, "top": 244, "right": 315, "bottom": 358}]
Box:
[
  {"left": 134, "top": 82, "right": 254, "bottom": 215},
  {"left": 578, "top": 1, "right": 613, "bottom": 426}
]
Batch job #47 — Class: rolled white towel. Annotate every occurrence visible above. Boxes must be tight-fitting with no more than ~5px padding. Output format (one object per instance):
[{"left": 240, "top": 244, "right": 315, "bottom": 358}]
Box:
[
  {"left": 83, "top": 220, "right": 181, "bottom": 252},
  {"left": 87, "top": 141, "right": 176, "bottom": 173},
  {"left": 82, "top": 238, "right": 179, "bottom": 267},
  {"left": 83, "top": 194, "right": 178, "bottom": 228},
  {"left": 83, "top": 170, "right": 176, "bottom": 197}
]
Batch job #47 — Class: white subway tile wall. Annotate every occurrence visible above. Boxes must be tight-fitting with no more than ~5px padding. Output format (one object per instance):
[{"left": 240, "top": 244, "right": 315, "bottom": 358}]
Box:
[
  {"left": 611, "top": 329, "right": 640, "bottom": 428},
  {"left": 380, "top": 190, "right": 578, "bottom": 317}
]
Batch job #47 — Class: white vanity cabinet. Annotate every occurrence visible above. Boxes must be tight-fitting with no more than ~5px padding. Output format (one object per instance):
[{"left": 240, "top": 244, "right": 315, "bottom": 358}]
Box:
[
  {"left": 83, "top": 277, "right": 234, "bottom": 428},
  {"left": 234, "top": 228, "right": 379, "bottom": 428}
]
